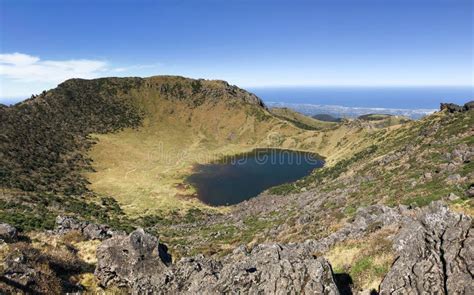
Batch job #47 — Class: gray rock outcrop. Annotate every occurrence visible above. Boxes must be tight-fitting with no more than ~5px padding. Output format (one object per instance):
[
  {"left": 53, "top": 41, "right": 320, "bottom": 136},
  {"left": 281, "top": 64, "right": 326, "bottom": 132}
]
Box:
[
  {"left": 213, "top": 244, "right": 339, "bottom": 294},
  {"left": 95, "top": 228, "right": 171, "bottom": 293},
  {"left": 95, "top": 229, "right": 340, "bottom": 294},
  {"left": 55, "top": 216, "right": 123, "bottom": 240},
  {"left": 2, "top": 247, "right": 47, "bottom": 293},
  {"left": 463, "top": 100, "right": 474, "bottom": 111},
  {"left": 440, "top": 101, "right": 474, "bottom": 113},
  {"left": 0, "top": 223, "right": 18, "bottom": 243},
  {"left": 379, "top": 201, "right": 473, "bottom": 294},
  {"left": 440, "top": 103, "right": 464, "bottom": 113}
]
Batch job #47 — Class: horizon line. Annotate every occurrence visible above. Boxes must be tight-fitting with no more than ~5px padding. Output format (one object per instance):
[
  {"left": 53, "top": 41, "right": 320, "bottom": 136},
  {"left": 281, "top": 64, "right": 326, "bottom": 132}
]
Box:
[
  {"left": 1, "top": 83, "right": 473, "bottom": 100},
  {"left": 244, "top": 84, "right": 474, "bottom": 89}
]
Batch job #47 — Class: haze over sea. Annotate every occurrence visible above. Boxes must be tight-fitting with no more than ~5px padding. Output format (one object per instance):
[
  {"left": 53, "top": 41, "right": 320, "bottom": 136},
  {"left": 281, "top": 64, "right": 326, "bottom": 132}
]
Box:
[{"left": 251, "top": 86, "right": 474, "bottom": 119}]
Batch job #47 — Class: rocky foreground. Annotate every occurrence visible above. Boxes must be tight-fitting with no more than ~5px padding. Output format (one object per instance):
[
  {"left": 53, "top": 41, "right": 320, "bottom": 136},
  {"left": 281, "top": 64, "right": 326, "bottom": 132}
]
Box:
[{"left": 1, "top": 201, "right": 471, "bottom": 294}]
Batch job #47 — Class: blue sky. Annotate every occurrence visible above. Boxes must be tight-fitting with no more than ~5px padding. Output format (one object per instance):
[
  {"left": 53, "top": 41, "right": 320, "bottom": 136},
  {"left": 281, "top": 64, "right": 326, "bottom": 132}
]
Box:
[{"left": 0, "top": 0, "right": 472, "bottom": 101}]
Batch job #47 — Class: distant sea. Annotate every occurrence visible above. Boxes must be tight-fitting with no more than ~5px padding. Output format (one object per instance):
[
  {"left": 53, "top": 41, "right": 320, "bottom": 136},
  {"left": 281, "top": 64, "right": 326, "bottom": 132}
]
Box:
[
  {"left": 1, "top": 98, "right": 21, "bottom": 106},
  {"left": 250, "top": 86, "right": 473, "bottom": 119}
]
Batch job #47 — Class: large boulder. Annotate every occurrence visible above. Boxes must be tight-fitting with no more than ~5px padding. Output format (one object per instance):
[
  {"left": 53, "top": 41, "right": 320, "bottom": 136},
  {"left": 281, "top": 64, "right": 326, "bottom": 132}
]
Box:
[
  {"left": 160, "top": 243, "right": 339, "bottom": 294},
  {"left": 379, "top": 201, "right": 473, "bottom": 294},
  {"left": 95, "top": 229, "right": 340, "bottom": 294},
  {"left": 95, "top": 228, "right": 171, "bottom": 293},
  {"left": 214, "top": 244, "right": 339, "bottom": 294},
  {"left": 0, "top": 223, "right": 18, "bottom": 243},
  {"left": 162, "top": 255, "right": 223, "bottom": 293}
]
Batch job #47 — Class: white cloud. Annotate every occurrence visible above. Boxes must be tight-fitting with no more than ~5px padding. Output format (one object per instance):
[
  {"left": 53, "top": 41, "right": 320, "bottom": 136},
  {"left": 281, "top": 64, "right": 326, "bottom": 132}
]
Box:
[
  {"left": 0, "top": 52, "right": 165, "bottom": 102},
  {"left": 0, "top": 52, "right": 108, "bottom": 83},
  {"left": 0, "top": 53, "right": 40, "bottom": 65}
]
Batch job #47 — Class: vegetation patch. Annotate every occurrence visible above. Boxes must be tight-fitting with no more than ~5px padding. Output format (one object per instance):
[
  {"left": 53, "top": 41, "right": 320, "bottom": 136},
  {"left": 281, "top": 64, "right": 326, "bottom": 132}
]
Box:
[{"left": 325, "top": 227, "right": 396, "bottom": 292}]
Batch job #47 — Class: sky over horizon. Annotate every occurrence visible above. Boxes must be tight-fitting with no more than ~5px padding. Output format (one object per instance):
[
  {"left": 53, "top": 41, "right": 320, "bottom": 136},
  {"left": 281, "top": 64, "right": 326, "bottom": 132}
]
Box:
[{"left": 0, "top": 0, "right": 473, "bottom": 101}]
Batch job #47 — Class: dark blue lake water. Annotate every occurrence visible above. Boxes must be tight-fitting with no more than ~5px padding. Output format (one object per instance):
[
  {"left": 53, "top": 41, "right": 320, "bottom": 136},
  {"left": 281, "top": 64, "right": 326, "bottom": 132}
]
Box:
[{"left": 186, "top": 149, "right": 323, "bottom": 206}]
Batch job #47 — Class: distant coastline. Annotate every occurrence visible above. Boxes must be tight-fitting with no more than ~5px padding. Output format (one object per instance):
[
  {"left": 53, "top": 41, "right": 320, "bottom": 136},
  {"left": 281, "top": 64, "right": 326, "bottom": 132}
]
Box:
[
  {"left": 266, "top": 101, "right": 436, "bottom": 120},
  {"left": 1, "top": 98, "right": 20, "bottom": 106}
]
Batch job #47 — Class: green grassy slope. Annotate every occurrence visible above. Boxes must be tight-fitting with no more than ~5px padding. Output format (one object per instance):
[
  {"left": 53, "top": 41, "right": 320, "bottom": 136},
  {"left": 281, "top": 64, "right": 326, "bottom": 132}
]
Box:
[
  {"left": 270, "top": 107, "right": 338, "bottom": 130},
  {"left": 271, "top": 110, "right": 472, "bottom": 209}
]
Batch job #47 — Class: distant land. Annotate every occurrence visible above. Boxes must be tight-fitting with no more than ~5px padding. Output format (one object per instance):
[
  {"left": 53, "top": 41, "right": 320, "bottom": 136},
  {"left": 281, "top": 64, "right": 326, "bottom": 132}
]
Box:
[
  {"left": 249, "top": 86, "right": 472, "bottom": 119},
  {"left": 266, "top": 101, "right": 436, "bottom": 119},
  {"left": 0, "top": 98, "right": 20, "bottom": 106},
  {"left": 312, "top": 114, "right": 342, "bottom": 122}
]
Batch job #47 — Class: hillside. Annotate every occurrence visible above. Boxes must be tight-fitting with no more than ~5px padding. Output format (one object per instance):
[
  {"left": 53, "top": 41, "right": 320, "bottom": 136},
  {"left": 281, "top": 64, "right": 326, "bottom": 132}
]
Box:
[
  {"left": 270, "top": 107, "right": 338, "bottom": 130},
  {"left": 358, "top": 113, "right": 412, "bottom": 127},
  {"left": 0, "top": 76, "right": 472, "bottom": 294},
  {"left": 312, "top": 113, "right": 342, "bottom": 122}
]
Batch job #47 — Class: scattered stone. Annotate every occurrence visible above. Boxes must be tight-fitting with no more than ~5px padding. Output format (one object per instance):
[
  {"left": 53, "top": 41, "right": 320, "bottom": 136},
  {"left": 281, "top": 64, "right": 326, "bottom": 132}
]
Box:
[
  {"left": 447, "top": 192, "right": 460, "bottom": 201},
  {"left": 379, "top": 201, "right": 473, "bottom": 294},
  {"left": 423, "top": 172, "right": 432, "bottom": 180},
  {"left": 466, "top": 185, "right": 474, "bottom": 198},
  {"left": 304, "top": 204, "right": 404, "bottom": 253},
  {"left": 448, "top": 145, "right": 474, "bottom": 164},
  {"left": 439, "top": 162, "right": 457, "bottom": 172},
  {"left": 445, "top": 173, "right": 464, "bottom": 184},
  {"left": 55, "top": 216, "right": 122, "bottom": 240},
  {"left": 0, "top": 223, "right": 18, "bottom": 243}
]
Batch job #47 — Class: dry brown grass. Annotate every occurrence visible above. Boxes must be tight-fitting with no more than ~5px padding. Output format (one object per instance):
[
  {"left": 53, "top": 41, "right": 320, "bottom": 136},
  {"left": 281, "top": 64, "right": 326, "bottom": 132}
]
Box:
[
  {"left": 60, "top": 230, "right": 86, "bottom": 244},
  {"left": 0, "top": 232, "right": 106, "bottom": 294},
  {"left": 449, "top": 199, "right": 474, "bottom": 217},
  {"left": 324, "top": 226, "right": 397, "bottom": 292}
]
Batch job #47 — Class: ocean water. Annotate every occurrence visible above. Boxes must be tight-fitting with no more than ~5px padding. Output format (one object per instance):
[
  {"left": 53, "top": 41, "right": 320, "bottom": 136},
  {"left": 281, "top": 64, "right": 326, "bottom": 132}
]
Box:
[
  {"left": 249, "top": 86, "right": 473, "bottom": 119},
  {"left": 249, "top": 86, "right": 473, "bottom": 109}
]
